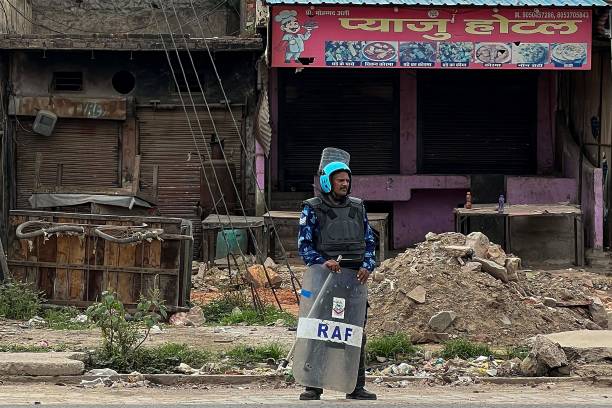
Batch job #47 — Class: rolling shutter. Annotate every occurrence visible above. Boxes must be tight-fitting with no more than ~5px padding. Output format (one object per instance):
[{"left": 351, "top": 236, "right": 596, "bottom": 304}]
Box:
[
  {"left": 278, "top": 69, "right": 399, "bottom": 191},
  {"left": 15, "top": 119, "right": 120, "bottom": 209},
  {"left": 418, "top": 71, "right": 538, "bottom": 175},
  {"left": 137, "top": 107, "right": 243, "bottom": 255}
]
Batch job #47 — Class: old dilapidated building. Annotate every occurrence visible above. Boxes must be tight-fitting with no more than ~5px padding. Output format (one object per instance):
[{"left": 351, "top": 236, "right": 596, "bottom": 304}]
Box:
[{"left": 0, "top": 0, "right": 264, "bottom": 256}]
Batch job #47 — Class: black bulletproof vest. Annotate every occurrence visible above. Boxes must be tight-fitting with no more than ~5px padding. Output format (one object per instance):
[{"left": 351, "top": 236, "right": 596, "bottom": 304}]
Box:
[{"left": 303, "top": 196, "right": 366, "bottom": 263}]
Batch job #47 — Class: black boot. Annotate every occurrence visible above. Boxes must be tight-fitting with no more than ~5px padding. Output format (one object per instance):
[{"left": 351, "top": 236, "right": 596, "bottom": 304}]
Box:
[
  {"left": 299, "top": 387, "right": 322, "bottom": 400},
  {"left": 346, "top": 388, "right": 377, "bottom": 400}
]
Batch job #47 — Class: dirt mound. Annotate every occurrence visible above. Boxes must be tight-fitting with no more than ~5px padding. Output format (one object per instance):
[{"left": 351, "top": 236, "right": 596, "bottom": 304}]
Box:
[{"left": 368, "top": 232, "right": 611, "bottom": 345}]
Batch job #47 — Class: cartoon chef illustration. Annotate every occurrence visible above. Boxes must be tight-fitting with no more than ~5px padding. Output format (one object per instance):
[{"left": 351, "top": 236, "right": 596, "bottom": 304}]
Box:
[{"left": 275, "top": 10, "right": 317, "bottom": 63}]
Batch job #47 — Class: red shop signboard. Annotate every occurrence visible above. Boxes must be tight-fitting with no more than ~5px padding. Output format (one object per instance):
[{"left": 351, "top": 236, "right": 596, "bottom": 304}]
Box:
[{"left": 270, "top": 6, "right": 593, "bottom": 70}]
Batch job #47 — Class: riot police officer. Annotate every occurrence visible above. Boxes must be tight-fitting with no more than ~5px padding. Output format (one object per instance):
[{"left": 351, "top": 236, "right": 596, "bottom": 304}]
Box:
[{"left": 297, "top": 161, "right": 377, "bottom": 401}]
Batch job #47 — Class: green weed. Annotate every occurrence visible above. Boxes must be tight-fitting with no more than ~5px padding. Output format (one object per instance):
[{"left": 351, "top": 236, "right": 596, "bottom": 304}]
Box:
[
  {"left": 44, "top": 307, "right": 91, "bottom": 330},
  {"left": 441, "top": 338, "right": 492, "bottom": 359},
  {"left": 0, "top": 343, "right": 68, "bottom": 352},
  {"left": 494, "top": 346, "right": 529, "bottom": 361},
  {"left": 0, "top": 281, "right": 42, "bottom": 320},
  {"left": 224, "top": 343, "right": 286, "bottom": 366},
  {"left": 220, "top": 305, "right": 297, "bottom": 326},
  {"left": 367, "top": 333, "right": 418, "bottom": 362}
]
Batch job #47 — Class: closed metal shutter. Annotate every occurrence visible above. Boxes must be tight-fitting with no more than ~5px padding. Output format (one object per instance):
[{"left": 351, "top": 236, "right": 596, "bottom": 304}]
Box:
[
  {"left": 278, "top": 69, "right": 399, "bottom": 191},
  {"left": 137, "top": 107, "right": 243, "bottom": 255},
  {"left": 418, "top": 71, "right": 537, "bottom": 175},
  {"left": 15, "top": 119, "right": 120, "bottom": 209}
]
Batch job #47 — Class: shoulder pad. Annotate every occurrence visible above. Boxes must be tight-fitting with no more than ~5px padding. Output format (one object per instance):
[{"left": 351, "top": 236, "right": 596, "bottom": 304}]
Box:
[
  {"left": 348, "top": 197, "right": 363, "bottom": 206},
  {"left": 303, "top": 197, "right": 322, "bottom": 209}
]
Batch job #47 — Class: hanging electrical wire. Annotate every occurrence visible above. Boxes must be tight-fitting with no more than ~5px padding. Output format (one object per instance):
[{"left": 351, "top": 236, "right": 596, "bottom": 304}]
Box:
[
  {"left": 160, "top": 2, "right": 282, "bottom": 310},
  {"left": 152, "top": 8, "right": 271, "bottom": 311},
  {"left": 185, "top": 0, "right": 303, "bottom": 301},
  {"left": 162, "top": 2, "right": 288, "bottom": 307}
]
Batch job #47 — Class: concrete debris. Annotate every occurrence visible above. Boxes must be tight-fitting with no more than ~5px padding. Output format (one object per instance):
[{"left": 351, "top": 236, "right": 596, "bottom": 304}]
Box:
[
  {"left": 473, "top": 257, "right": 509, "bottom": 283},
  {"left": 441, "top": 246, "right": 473, "bottom": 258},
  {"left": 177, "top": 363, "right": 198, "bottom": 374},
  {"left": 149, "top": 325, "right": 163, "bottom": 334},
  {"left": 544, "top": 330, "right": 612, "bottom": 364},
  {"left": 24, "top": 316, "right": 47, "bottom": 329},
  {"left": 406, "top": 285, "right": 427, "bottom": 304},
  {"left": 425, "top": 232, "right": 439, "bottom": 241},
  {"left": 465, "top": 232, "right": 490, "bottom": 258},
  {"left": 264, "top": 257, "right": 277, "bottom": 269},
  {"left": 486, "top": 244, "right": 507, "bottom": 267},
  {"left": 80, "top": 378, "right": 111, "bottom": 388},
  {"left": 461, "top": 262, "right": 482, "bottom": 273},
  {"left": 372, "top": 271, "right": 385, "bottom": 282},
  {"left": 521, "top": 335, "right": 569, "bottom": 377},
  {"left": 370, "top": 232, "right": 608, "bottom": 344},
  {"left": 543, "top": 297, "right": 558, "bottom": 308},
  {"left": 500, "top": 315, "right": 512, "bottom": 326},
  {"left": 0, "top": 352, "right": 85, "bottom": 376},
  {"left": 505, "top": 257, "right": 521, "bottom": 282},
  {"left": 589, "top": 297, "right": 609, "bottom": 329},
  {"left": 169, "top": 306, "right": 206, "bottom": 327},
  {"left": 86, "top": 368, "right": 119, "bottom": 377},
  {"left": 428, "top": 311, "right": 457, "bottom": 332}
]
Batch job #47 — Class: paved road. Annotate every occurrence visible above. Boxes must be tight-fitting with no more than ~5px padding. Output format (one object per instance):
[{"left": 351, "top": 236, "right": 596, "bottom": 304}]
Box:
[
  {"left": 31, "top": 404, "right": 612, "bottom": 408},
  {"left": 0, "top": 383, "right": 609, "bottom": 407}
]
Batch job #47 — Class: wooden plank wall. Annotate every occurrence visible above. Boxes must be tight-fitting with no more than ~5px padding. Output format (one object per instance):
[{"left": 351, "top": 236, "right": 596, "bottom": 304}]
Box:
[{"left": 6, "top": 212, "right": 188, "bottom": 308}]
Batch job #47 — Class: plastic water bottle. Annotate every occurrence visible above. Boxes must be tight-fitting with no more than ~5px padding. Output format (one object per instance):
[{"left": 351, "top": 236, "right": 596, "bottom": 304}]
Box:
[{"left": 498, "top": 194, "right": 505, "bottom": 213}]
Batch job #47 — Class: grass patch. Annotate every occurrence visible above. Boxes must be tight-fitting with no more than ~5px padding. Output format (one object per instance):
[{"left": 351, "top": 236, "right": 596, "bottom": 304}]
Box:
[
  {"left": 367, "top": 333, "right": 418, "bottom": 362},
  {"left": 43, "top": 307, "right": 91, "bottom": 330},
  {"left": 87, "top": 342, "right": 286, "bottom": 373},
  {"left": 224, "top": 343, "right": 286, "bottom": 366},
  {"left": 0, "top": 343, "right": 69, "bottom": 352},
  {"left": 89, "top": 343, "right": 214, "bottom": 374},
  {"left": 220, "top": 305, "right": 296, "bottom": 326},
  {"left": 494, "top": 346, "right": 529, "bottom": 361},
  {"left": 201, "top": 298, "right": 296, "bottom": 327},
  {"left": 200, "top": 296, "right": 247, "bottom": 323},
  {"left": 0, "top": 281, "right": 41, "bottom": 320},
  {"left": 441, "top": 339, "right": 492, "bottom": 360}
]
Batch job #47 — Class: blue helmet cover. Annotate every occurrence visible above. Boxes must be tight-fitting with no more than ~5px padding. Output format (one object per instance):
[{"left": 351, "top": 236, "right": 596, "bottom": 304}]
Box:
[{"left": 320, "top": 161, "right": 351, "bottom": 194}]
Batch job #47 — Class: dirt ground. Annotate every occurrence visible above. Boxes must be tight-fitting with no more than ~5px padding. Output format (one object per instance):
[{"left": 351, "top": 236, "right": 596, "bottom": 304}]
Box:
[
  {"left": 0, "top": 382, "right": 610, "bottom": 406},
  {"left": 0, "top": 319, "right": 297, "bottom": 352}
]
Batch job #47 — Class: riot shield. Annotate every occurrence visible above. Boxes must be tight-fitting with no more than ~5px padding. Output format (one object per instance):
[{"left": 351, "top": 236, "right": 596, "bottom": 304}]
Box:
[{"left": 292, "top": 264, "right": 368, "bottom": 393}]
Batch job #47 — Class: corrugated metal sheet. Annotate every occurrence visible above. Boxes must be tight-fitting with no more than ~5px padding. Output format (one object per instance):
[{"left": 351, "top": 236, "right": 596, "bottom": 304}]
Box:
[
  {"left": 266, "top": 0, "right": 608, "bottom": 6},
  {"left": 15, "top": 119, "right": 121, "bottom": 209},
  {"left": 137, "top": 107, "right": 243, "bottom": 256},
  {"left": 419, "top": 71, "right": 537, "bottom": 174},
  {"left": 278, "top": 69, "right": 398, "bottom": 191}
]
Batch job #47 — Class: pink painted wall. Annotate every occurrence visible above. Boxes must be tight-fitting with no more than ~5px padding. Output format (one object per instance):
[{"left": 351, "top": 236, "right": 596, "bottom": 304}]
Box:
[
  {"left": 399, "top": 71, "right": 417, "bottom": 175},
  {"left": 393, "top": 189, "right": 468, "bottom": 248},
  {"left": 537, "top": 72, "right": 556, "bottom": 175},
  {"left": 351, "top": 174, "right": 469, "bottom": 201},
  {"left": 506, "top": 177, "right": 576, "bottom": 205}
]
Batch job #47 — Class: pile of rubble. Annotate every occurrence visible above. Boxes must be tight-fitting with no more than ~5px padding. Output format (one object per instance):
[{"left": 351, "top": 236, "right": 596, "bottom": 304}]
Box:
[
  {"left": 191, "top": 257, "right": 292, "bottom": 292},
  {"left": 369, "top": 232, "right": 612, "bottom": 345}
]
